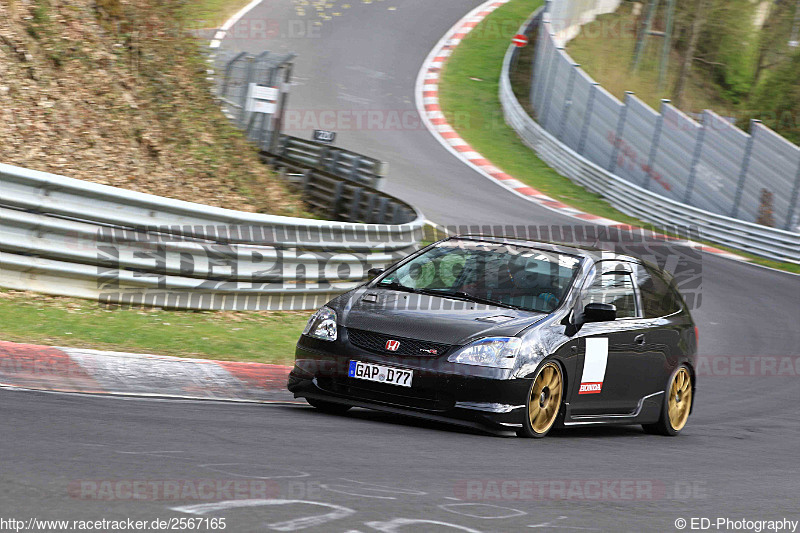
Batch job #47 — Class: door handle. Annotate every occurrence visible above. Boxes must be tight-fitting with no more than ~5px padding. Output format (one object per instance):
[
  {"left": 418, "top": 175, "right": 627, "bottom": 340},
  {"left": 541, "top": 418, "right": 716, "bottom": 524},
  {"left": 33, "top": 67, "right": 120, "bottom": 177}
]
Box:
[{"left": 634, "top": 334, "right": 646, "bottom": 345}]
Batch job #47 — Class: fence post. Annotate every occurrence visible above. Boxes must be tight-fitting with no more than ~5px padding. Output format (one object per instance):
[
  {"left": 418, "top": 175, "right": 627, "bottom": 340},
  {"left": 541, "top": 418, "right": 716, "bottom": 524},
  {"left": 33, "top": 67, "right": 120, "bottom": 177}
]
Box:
[
  {"left": 239, "top": 56, "right": 257, "bottom": 127},
  {"left": 374, "top": 161, "right": 389, "bottom": 189},
  {"left": 558, "top": 64, "right": 579, "bottom": 142},
  {"left": 540, "top": 46, "right": 564, "bottom": 130},
  {"left": 269, "top": 55, "right": 294, "bottom": 154},
  {"left": 609, "top": 91, "right": 634, "bottom": 174},
  {"left": 348, "top": 187, "right": 364, "bottom": 222},
  {"left": 277, "top": 134, "right": 288, "bottom": 157},
  {"left": 529, "top": 11, "right": 549, "bottom": 108},
  {"left": 785, "top": 158, "right": 800, "bottom": 231},
  {"left": 577, "top": 83, "right": 599, "bottom": 156},
  {"left": 258, "top": 61, "right": 279, "bottom": 151},
  {"left": 391, "top": 205, "right": 406, "bottom": 224},
  {"left": 684, "top": 113, "right": 708, "bottom": 204},
  {"left": 731, "top": 119, "right": 759, "bottom": 218},
  {"left": 302, "top": 169, "right": 313, "bottom": 195},
  {"left": 220, "top": 51, "right": 247, "bottom": 100},
  {"left": 329, "top": 150, "right": 341, "bottom": 175},
  {"left": 365, "top": 193, "right": 379, "bottom": 224},
  {"left": 376, "top": 197, "right": 389, "bottom": 224},
  {"left": 318, "top": 145, "right": 330, "bottom": 168},
  {"left": 385, "top": 203, "right": 398, "bottom": 225},
  {"left": 329, "top": 181, "right": 345, "bottom": 219},
  {"left": 532, "top": 32, "right": 556, "bottom": 115},
  {"left": 350, "top": 156, "right": 363, "bottom": 183},
  {"left": 643, "top": 99, "right": 669, "bottom": 190},
  {"left": 248, "top": 51, "right": 273, "bottom": 143}
]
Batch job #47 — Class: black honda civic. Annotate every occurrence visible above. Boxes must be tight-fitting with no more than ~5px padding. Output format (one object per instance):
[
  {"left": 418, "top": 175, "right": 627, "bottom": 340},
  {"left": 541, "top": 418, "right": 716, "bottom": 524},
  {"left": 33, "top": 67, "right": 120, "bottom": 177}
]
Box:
[{"left": 288, "top": 236, "right": 697, "bottom": 437}]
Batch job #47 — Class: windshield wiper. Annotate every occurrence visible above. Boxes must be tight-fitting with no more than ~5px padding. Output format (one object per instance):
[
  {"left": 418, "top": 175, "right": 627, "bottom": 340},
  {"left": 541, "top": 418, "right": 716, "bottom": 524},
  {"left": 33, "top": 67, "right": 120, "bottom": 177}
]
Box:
[
  {"left": 377, "top": 279, "right": 418, "bottom": 294},
  {"left": 416, "top": 288, "right": 524, "bottom": 310}
]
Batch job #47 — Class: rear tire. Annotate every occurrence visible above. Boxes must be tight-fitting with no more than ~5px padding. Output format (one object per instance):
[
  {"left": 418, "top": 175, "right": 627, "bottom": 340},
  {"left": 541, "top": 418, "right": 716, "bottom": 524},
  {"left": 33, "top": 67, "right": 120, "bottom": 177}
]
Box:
[
  {"left": 517, "top": 361, "right": 564, "bottom": 438},
  {"left": 306, "top": 398, "right": 352, "bottom": 414},
  {"left": 642, "top": 364, "right": 693, "bottom": 436}
]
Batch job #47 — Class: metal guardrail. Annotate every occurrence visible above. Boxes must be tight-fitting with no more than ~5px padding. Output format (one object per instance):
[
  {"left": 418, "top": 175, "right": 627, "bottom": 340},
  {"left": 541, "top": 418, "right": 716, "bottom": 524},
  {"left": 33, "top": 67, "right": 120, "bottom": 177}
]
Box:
[
  {"left": 216, "top": 51, "right": 295, "bottom": 153},
  {"left": 499, "top": 8, "right": 800, "bottom": 263},
  {"left": 0, "top": 44, "right": 419, "bottom": 310},
  {"left": 275, "top": 135, "right": 387, "bottom": 189},
  {"left": 0, "top": 163, "right": 424, "bottom": 310},
  {"left": 532, "top": 8, "right": 800, "bottom": 232},
  {"left": 261, "top": 153, "right": 412, "bottom": 224},
  {"left": 215, "top": 52, "right": 389, "bottom": 189}
]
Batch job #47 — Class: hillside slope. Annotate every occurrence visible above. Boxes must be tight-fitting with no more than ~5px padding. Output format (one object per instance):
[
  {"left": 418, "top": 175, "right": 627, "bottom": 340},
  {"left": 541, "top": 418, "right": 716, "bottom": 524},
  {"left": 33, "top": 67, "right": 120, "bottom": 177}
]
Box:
[{"left": 0, "top": 0, "right": 305, "bottom": 216}]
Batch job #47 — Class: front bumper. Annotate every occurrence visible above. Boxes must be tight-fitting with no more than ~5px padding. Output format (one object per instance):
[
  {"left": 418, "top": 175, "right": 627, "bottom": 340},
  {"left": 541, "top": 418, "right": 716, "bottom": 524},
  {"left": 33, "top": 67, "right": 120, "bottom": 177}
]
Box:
[{"left": 288, "top": 334, "right": 532, "bottom": 432}]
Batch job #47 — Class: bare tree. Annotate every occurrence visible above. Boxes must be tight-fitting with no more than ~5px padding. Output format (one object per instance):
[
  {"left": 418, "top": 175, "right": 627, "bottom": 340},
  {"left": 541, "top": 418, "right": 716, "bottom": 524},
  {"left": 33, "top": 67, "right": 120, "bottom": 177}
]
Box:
[
  {"left": 751, "top": 0, "right": 795, "bottom": 90},
  {"left": 672, "top": 0, "right": 711, "bottom": 107}
]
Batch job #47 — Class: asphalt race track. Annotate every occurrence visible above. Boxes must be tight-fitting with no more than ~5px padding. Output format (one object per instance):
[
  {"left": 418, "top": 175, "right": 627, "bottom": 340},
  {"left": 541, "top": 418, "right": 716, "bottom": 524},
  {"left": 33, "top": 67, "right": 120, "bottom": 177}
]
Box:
[{"left": 3, "top": 1, "right": 799, "bottom": 531}]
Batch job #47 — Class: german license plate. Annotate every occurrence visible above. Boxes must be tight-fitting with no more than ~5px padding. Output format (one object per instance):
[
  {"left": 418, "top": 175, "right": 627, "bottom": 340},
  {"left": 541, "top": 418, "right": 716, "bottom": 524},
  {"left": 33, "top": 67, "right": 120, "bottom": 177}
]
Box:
[{"left": 348, "top": 361, "right": 413, "bottom": 388}]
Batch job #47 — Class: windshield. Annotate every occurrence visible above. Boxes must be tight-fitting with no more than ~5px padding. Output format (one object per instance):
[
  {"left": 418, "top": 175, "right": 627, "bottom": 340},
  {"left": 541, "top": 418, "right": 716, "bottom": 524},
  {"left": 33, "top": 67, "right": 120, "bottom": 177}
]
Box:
[{"left": 377, "top": 240, "right": 583, "bottom": 313}]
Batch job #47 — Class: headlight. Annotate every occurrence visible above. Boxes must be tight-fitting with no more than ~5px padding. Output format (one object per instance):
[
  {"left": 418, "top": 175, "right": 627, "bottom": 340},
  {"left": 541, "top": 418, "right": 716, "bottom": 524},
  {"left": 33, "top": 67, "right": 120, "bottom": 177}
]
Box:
[
  {"left": 447, "top": 337, "right": 522, "bottom": 369},
  {"left": 302, "top": 306, "right": 338, "bottom": 342}
]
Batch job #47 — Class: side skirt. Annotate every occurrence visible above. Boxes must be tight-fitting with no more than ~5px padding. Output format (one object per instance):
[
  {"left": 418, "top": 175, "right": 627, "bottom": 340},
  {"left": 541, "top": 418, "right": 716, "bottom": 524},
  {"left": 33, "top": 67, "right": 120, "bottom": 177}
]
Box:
[{"left": 561, "top": 391, "right": 664, "bottom": 426}]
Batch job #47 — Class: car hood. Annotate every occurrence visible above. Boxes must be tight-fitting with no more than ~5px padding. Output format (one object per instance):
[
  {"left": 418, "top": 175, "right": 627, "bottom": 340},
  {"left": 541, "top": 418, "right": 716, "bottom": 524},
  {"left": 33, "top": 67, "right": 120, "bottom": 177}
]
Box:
[{"left": 337, "top": 288, "right": 548, "bottom": 345}]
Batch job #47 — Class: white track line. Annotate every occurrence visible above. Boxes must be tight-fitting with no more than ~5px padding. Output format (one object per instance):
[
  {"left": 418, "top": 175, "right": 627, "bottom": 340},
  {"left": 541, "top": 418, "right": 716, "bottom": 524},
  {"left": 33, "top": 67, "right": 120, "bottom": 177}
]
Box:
[{"left": 209, "top": 0, "right": 266, "bottom": 48}]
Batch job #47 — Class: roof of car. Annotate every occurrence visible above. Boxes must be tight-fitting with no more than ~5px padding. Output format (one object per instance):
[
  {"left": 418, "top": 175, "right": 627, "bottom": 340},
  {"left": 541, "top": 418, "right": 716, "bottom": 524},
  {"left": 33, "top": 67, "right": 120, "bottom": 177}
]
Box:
[{"left": 449, "top": 235, "right": 643, "bottom": 265}]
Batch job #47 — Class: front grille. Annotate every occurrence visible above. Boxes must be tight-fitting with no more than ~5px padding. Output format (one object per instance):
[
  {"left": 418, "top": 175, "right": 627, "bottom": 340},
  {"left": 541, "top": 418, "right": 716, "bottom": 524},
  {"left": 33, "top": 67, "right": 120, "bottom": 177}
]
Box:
[
  {"left": 346, "top": 328, "right": 452, "bottom": 357},
  {"left": 316, "top": 377, "right": 455, "bottom": 411}
]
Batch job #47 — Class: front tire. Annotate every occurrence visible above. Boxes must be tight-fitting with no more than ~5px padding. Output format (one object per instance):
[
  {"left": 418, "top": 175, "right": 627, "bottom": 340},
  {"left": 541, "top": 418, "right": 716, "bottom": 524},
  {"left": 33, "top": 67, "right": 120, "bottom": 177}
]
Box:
[
  {"left": 517, "top": 361, "right": 564, "bottom": 438},
  {"left": 306, "top": 398, "right": 353, "bottom": 414},
  {"left": 643, "top": 364, "right": 693, "bottom": 436}
]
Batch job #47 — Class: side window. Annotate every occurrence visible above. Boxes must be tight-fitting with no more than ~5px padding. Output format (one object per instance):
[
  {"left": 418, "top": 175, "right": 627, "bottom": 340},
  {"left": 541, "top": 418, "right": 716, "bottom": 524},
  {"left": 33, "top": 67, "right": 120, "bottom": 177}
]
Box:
[
  {"left": 637, "top": 264, "right": 682, "bottom": 318},
  {"left": 583, "top": 271, "right": 638, "bottom": 319}
]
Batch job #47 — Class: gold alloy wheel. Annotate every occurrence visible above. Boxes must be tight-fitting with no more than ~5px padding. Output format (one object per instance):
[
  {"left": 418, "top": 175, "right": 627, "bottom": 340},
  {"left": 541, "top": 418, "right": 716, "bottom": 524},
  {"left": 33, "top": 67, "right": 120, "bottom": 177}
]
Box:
[
  {"left": 668, "top": 367, "right": 693, "bottom": 431},
  {"left": 529, "top": 362, "right": 563, "bottom": 434}
]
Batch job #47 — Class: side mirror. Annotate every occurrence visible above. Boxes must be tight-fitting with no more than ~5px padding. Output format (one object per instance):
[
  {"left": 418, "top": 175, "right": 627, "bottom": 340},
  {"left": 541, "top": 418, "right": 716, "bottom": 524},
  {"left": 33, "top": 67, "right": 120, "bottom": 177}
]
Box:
[
  {"left": 368, "top": 267, "right": 385, "bottom": 278},
  {"left": 583, "top": 302, "right": 616, "bottom": 323}
]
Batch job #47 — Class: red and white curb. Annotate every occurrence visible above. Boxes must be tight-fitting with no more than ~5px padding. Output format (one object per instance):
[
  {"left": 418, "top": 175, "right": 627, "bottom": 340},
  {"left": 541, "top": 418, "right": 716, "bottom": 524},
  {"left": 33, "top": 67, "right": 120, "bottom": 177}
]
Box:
[
  {"left": 414, "top": 0, "right": 746, "bottom": 263},
  {"left": 0, "top": 340, "right": 295, "bottom": 402}
]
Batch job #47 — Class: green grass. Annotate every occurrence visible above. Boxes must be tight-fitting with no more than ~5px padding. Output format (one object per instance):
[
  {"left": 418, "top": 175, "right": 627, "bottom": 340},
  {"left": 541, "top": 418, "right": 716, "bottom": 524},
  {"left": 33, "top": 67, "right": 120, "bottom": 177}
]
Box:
[
  {"left": 182, "top": 0, "right": 253, "bottom": 29},
  {"left": 0, "top": 0, "right": 325, "bottom": 361},
  {"left": 0, "top": 290, "right": 309, "bottom": 365},
  {"left": 437, "top": 0, "right": 800, "bottom": 274},
  {"left": 703, "top": 246, "right": 799, "bottom": 274},
  {"left": 439, "top": 0, "right": 643, "bottom": 227}
]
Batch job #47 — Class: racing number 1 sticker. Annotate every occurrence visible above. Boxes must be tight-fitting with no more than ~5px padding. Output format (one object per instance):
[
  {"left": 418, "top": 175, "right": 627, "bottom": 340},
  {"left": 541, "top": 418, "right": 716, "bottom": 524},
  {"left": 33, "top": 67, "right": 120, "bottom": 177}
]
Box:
[{"left": 579, "top": 338, "right": 609, "bottom": 394}]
